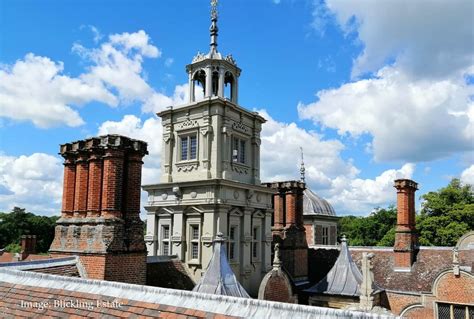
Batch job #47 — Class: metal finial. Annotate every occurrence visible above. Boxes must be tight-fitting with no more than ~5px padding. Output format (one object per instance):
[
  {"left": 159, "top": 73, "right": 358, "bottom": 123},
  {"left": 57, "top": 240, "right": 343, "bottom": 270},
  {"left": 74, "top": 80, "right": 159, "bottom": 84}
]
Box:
[
  {"left": 300, "top": 147, "right": 306, "bottom": 183},
  {"left": 210, "top": 0, "right": 219, "bottom": 54}
]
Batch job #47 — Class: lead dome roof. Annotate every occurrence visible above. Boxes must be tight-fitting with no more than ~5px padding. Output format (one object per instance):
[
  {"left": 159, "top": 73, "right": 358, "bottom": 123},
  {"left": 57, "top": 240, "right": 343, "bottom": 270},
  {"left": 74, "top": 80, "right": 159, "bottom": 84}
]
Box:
[{"left": 303, "top": 188, "right": 336, "bottom": 216}]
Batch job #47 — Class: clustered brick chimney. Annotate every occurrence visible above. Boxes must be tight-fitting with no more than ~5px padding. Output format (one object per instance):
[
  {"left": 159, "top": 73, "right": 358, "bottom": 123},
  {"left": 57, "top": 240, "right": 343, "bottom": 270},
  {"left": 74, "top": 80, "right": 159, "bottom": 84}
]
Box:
[
  {"left": 393, "top": 179, "right": 418, "bottom": 270},
  {"left": 268, "top": 181, "right": 308, "bottom": 282},
  {"left": 49, "top": 135, "right": 148, "bottom": 284},
  {"left": 21, "top": 235, "right": 37, "bottom": 260}
]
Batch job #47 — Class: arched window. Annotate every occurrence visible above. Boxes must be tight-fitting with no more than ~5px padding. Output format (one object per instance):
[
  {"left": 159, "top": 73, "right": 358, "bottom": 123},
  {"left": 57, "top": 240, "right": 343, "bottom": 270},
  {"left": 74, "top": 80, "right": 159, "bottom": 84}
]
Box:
[
  {"left": 224, "top": 71, "right": 234, "bottom": 101},
  {"left": 212, "top": 69, "right": 219, "bottom": 96},
  {"left": 192, "top": 70, "right": 206, "bottom": 101}
]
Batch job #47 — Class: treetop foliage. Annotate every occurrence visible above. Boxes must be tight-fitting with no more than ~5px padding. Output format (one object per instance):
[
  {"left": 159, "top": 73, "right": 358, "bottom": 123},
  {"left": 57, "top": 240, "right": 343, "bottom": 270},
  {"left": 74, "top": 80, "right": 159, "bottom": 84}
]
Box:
[
  {"left": 339, "top": 179, "right": 473, "bottom": 247},
  {"left": 0, "top": 207, "right": 58, "bottom": 253}
]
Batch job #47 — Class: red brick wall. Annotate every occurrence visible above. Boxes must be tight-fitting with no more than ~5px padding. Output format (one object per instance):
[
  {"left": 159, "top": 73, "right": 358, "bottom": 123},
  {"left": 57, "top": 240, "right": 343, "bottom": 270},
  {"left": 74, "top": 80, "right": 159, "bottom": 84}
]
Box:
[
  {"left": 261, "top": 275, "right": 291, "bottom": 302},
  {"left": 123, "top": 154, "right": 143, "bottom": 219},
  {"left": 394, "top": 179, "right": 418, "bottom": 268},
  {"left": 314, "top": 225, "right": 322, "bottom": 245},
  {"left": 436, "top": 271, "right": 474, "bottom": 304},
  {"left": 101, "top": 149, "right": 124, "bottom": 218},
  {"left": 304, "top": 224, "right": 313, "bottom": 246},
  {"left": 285, "top": 192, "right": 297, "bottom": 226},
  {"left": 87, "top": 153, "right": 102, "bottom": 217},
  {"left": 61, "top": 156, "right": 76, "bottom": 218},
  {"left": 273, "top": 193, "right": 284, "bottom": 228},
  {"left": 74, "top": 154, "right": 89, "bottom": 217}
]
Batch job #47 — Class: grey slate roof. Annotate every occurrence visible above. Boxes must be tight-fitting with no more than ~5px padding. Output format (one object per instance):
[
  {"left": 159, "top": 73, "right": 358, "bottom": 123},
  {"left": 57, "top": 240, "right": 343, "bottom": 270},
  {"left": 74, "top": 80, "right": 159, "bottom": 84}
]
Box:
[
  {"left": 192, "top": 232, "right": 250, "bottom": 298},
  {"left": 303, "top": 188, "right": 336, "bottom": 216},
  {"left": 305, "top": 236, "right": 380, "bottom": 297}
]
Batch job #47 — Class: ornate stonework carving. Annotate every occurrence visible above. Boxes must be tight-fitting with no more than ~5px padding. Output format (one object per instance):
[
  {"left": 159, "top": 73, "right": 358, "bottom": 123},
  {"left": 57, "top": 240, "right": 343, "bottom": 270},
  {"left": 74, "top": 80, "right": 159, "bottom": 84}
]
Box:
[
  {"left": 161, "top": 193, "right": 168, "bottom": 200},
  {"left": 171, "top": 233, "right": 182, "bottom": 246},
  {"left": 225, "top": 54, "right": 236, "bottom": 65},
  {"left": 176, "top": 162, "right": 199, "bottom": 172},
  {"left": 200, "top": 126, "right": 213, "bottom": 136},
  {"left": 163, "top": 133, "right": 172, "bottom": 143},
  {"left": 232, "top": 121, "right": 248, "bottom": 134},
  {"left": 232, "top": 164, "right": 249, "bottom": 175},
  {"left": 190, "top": 191, "right": 198, "bottom": 198},
  {"left": 192, "top": 51, "right": 205, "bottom": 63},
  {"left": 233, "top": 190, "right": 240, "bottom": 199},
  {"left": 179, "top": 119, "right": 199, "bottom": 129}
]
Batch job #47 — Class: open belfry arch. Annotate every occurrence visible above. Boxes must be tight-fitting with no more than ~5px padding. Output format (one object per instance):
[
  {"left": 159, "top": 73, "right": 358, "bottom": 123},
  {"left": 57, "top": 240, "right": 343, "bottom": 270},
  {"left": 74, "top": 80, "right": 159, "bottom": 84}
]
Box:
[{"left": 143, "top": 0, "right": 274, "bottom": 296}]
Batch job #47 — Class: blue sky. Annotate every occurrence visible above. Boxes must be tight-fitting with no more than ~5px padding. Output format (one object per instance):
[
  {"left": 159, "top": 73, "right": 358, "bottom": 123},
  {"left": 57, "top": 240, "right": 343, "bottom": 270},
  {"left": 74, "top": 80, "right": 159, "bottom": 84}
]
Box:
[{"left": 0, "top": 0, "right": 473, "bottom": 216}]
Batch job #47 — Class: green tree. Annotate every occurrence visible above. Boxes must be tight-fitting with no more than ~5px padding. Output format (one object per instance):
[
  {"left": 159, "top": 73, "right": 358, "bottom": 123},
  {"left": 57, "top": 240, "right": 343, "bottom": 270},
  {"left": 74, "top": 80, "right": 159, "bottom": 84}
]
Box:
[
  {"left": 417, "top": 179, "right": 474, "bottom": 246},
  {"left": 338, "top": 206, "right": 397, "bottom": 246},
  {"left": 0, "top": 207, "right": 59, "bottom": 253}
]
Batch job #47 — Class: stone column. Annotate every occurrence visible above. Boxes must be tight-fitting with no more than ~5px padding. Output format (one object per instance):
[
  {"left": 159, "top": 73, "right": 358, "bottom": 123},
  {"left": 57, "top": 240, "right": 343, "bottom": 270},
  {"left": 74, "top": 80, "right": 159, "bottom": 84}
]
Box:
[
  {"left": 205, "top": 67, "right": 212, "bottom": 97},
  {"left": 145, "top": 212, "right": 158, "bottom": 256},
  {"left": 264, "top": 210, "right": 273, "bottom": 272},
  {"left": 74, "top": 150, "right": 89, "bottom": 218},
  {"left": 101, "top": 148, "right": 125, "bottom": 218},
  {"left": 60, "top": 150, "right": 76, "bottom": 218},
  {"left": 87, "top": 147, "right": 102, "bottom": 218},
  {"left": 218, "top": 68, "right": 224, "bottom": 97},
  {"left": 188, "top": 73, "right": 195, "bottom": 102},
  {"left": 241, "top": 208, "right": 253, "bottom": 287},
  {"left": 171, "top": 208, "right": 185, "bottom": 260}
]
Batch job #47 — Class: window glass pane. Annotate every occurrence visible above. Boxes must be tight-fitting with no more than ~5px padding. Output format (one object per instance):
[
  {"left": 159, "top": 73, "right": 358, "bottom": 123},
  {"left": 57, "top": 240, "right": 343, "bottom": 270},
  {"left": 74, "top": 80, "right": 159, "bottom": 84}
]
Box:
[
  {"left": 163, "top": 226, "right": 170, "bottom": 239},
  {"left": 453, "top": 305, "right": 465, "bottom": 319},
  {"left": 163, "top": 242, "right": 169, "bottom": 255},
  {"left": 437, "top": 303, "right": 450, "bottom": 319},
  {"left": 192, "top": 225, "right": 199, "bottom": 240},
  {"left": 229, "top": 243, "right": 235, "bottom": 260},
  {"left": 240, "top": 140, "right": 246, "bottom": 163},
  {"left": 191, "top": 242, "right": 199, "bottom": 259},
  {"left": 190, "top": 135, "right": 197, "bottom": 159},
  {"left": 230, "top": 226, "right": 236, "bottom": 240},
  {"left": 252, "top": 242, "right": 258, "bottom": 258},
  {"left": 181, "top": 137, "right": 188, "bottom": 161},
  {"left": 233, "top": 137, "right": 239, "bottom": 151},
  {"left": 468, "top": 306, "right": 473, "bottom": 319}
]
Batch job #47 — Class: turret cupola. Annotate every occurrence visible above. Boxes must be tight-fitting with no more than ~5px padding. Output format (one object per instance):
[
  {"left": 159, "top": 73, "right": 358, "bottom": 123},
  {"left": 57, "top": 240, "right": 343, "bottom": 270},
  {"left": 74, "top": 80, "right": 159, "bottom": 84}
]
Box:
[{"left": 186, "top": 0, "right": 241, "bottom": 104}]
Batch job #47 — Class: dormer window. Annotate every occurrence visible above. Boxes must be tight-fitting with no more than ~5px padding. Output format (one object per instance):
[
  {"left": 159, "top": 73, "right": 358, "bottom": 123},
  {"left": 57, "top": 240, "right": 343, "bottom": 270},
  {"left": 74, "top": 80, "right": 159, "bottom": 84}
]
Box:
[
  {"left": 180, "top": 134, "right": 197, "bottom": 161},
  {"left": 232, "top": 137, "right": 246, "bottom": 164}
]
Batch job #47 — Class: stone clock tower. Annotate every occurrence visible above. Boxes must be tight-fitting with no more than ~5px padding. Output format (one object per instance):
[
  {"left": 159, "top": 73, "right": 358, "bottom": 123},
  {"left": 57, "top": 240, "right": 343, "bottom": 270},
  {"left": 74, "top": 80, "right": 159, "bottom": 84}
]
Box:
[{"left": 143, "top": 1, "right": 274, "bottom": 296}]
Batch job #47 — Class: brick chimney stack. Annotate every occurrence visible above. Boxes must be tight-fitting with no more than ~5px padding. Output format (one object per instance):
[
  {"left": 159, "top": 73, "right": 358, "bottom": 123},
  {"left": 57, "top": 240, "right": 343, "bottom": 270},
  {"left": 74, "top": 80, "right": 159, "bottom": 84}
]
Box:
[
  {"left": 20, "top": 235, "right": 37, "bottom": 260},
  {"left": 267, "top": 181, "right": 308, "bottom": 282},
  {"left": 50, "top": 135, "right": 148, "bottom": 284},
  {"left": 393, "top": 179, "right": 418, "bottom": 270}
]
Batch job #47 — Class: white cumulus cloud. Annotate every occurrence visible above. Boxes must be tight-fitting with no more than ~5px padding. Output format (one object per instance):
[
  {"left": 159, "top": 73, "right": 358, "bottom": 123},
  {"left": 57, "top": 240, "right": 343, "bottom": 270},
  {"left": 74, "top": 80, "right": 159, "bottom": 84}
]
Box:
[
  {"left": 0, "top": 30, "right": 163, "bottom": 128},
  {"left": 298, "top": 67, "right": 474, "bottom": 162},
  {"left": 0, "top": 54, "right": 117, "bottom": 128},
  {"left": 460, "top": 165, "right": 474, "bottom": 186},
  {"left": 0, "top": 153, "right": 63, "bottom": 216},
  {"left": 326, "top": 163, "right": 415, "bottom": 214},
  {"left": 303, "top": 0, "right": 474, "bottom": 163},
  {"left": 319, "top": 0, "right": 474, "bottom": 79}
]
